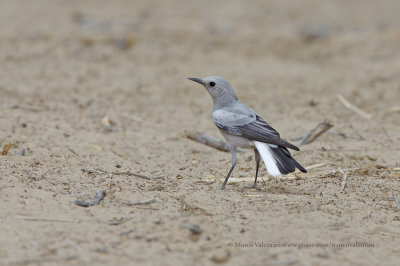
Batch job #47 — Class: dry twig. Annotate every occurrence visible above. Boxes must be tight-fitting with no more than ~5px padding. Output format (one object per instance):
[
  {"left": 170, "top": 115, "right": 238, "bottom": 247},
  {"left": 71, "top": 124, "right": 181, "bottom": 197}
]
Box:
[
  {"left": 185, "top": 130, "right": 244, "bottom": 153},
  {"left": 112, "top": 171, "right": 164, "bottom": 179},
  {"left": 329, "top": 130, "right": 365, "bottom": 140},
  {"left": 338, "top": 169, "right": 348, "bottom": 191},
  {"left": 393, "top": 195, "right": 400, "bottom": 211},
  {"left": 298, "top": 120, "right": 333, "bottom": 145},
  {"left": 2, "top": 142, "right": 11, "bottom": 155},
  {"left": 10, "top": 255, "right": 78, "bottom": 265},
  {"left": 195, "top": 179, "right": 216, "bottom": 184},
  {"left": 180, "top": 197, "right": 212, "bottom": 216},
  {"left": 121, "top": 198, "right": 156, "bottom": 206},
  {"left": 103, "top": 218, "right": 132, "bottom": 225},
  {"left": 16, "top": 216, "right": 74, "bottom": 223},
  {"left": 304, "top": 163, "right": 327, "bottom": 170},
  {"left": 382, "top": 126, "right": 393, "bottom": 143},
  {"left": 11, "top": 104, "right": 46, "bottom": 112},
  {"left": 387, "top": 106, "right": 400, "bottom": 113},
  {"left": 68, "top": 147, "right": 79, "bottom": 157},
  {"left": 337, "top": 94, "right": 372, "bottom": 119}
]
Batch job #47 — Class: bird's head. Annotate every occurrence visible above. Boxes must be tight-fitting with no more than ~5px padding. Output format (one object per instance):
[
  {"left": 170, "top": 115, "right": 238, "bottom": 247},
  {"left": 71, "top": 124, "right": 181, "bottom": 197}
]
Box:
[{"left": 187, "top": 76, "right": 238, "bottom": 103}]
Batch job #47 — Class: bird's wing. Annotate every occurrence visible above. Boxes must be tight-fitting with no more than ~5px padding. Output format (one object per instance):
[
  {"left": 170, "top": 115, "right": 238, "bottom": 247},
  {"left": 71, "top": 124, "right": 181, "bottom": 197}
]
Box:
[{"left": 212, "top": 107, "right": 299, "bottom": 151}]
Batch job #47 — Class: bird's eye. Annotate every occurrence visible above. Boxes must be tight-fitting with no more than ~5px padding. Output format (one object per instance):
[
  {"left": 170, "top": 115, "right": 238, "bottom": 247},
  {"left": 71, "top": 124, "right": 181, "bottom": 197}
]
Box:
[{"left": 209, "top": 82, "right": 215, "bottom": 87}]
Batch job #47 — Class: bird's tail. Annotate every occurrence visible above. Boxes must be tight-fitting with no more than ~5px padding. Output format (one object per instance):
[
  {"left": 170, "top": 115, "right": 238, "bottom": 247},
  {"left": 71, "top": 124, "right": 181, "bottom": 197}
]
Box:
[{"left": 253, "top": 141, "right": 307, "bottom": 176}]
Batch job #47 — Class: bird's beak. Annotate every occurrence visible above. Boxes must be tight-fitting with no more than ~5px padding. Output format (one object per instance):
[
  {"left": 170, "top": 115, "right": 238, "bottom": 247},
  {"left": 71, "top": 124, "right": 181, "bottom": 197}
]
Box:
[{"left": 187, "top": 77, "right": 205, "bottom": 86}]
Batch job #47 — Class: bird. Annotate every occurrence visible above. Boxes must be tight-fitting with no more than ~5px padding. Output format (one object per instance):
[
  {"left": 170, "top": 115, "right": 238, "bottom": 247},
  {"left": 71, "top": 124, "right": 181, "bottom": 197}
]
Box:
[{"left": 188, "top": 76, "right": 307, "bottom": 190}]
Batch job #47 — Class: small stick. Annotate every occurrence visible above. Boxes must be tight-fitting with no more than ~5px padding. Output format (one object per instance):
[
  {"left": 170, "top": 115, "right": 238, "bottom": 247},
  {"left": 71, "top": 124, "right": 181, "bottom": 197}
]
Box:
[
  {"left": 303, "top": 162, "right": 326, "bottom": 170},
  {"left": 74, "top": 189, "right": 106, "bottom": 207},
  {"left": 393, "top": 195, "right": 400, "bottom": 211},
  {"left": 338, "top": 169, "right": 348, "bottom": 191},
  {"left": 16, "top": 216, "right": 74, "bottom": 223},
  {"left": 186, "top": 130, "right": 245, "bottom": 153},
  {"left": 387, "top": 106, "right": 400, "bottom": 113},
  {"left": 350, "top": 126, "right": 366, "bottom": 141},
  {"left": 11, "top": 104, "right": 46, "bottom": 112},
  {"left": 382, "top": 126, "right": 393, "bottom": 143},
  {"left": 180, "top": 197, "right": 212, "bottom": 216},
  {"left": 195, "top": 179, "right": 216, "bottom": 184},
  {"left": 337, "top": 94, "right": 372, "bottom": 119},
  {"left": 298, "top": 119, "right": 333, "bottom": 145},
  {"left": 318, "top": 148, "right": 375, "bottom": 152},
  {"left": 121, "top": 198, "right": 156, "bottom": 206},
  {"left": 10, "top": 255, "right": 78, "bottom": 265},
  {"left": 316, "top": 170, "right": 337, "bottom": 178},
  {"left": 329, "top": 130, "right": 365, "bottom": 140},
  {"left": 103, "top": 218, "right": 132, "bottom": 225},
  {"left": 68, "top": 147, "right": 79, "bottom": 157},
  {"left": 291, "top": 135, "right": 305, "bottom": 141},
  {"left": 244, "top": 194, "right": 263, "bottom": 197},
  {"left": 122, "top": 112, "right": 142, "bottom": 122},
  {"left": 112, "top": 171, "right": 164, "bottom": 179},
  {"left": 2, "top": 142, "right": 11, "bottom": 155}
]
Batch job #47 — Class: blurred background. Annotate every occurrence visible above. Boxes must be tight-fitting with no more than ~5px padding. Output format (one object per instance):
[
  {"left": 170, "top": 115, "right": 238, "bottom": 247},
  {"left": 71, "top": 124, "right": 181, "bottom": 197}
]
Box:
[
  {"left": 1, "top": 0, "right": 400, "bottom": 135},
  {"left": 1, "top": 0, "right": 400, "bottom": 265},
  {"left": 1, "top": 0, "right": 399, "bottom": 165}
]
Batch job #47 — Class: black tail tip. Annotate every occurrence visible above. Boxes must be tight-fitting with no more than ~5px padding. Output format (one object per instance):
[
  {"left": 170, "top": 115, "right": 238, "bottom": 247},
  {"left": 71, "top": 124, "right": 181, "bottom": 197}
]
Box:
[
  {"left": 291, "top": 144, "right": 300, "bottom": 151},
  {"left": 295, "top": 161, "right": 307, "bottom": 173}
]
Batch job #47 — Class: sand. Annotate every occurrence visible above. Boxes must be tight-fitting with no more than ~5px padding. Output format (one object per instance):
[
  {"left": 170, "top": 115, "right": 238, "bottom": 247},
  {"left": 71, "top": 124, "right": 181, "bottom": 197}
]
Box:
[{"left": 1, "top": 0, "right": 400, "bottom": 265}]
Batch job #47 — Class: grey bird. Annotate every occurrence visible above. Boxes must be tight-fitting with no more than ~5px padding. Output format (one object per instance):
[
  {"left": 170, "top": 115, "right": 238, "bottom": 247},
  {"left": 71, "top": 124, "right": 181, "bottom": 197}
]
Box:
[{"left": 188, "top": 76, "right": 307, "bottom": 190}]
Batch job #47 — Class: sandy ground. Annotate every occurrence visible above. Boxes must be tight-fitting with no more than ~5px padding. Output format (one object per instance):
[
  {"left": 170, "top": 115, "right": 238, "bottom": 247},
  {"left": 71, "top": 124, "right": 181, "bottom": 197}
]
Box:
[{"left": 1, "top": 0, "right": 400, "bottom": 265}]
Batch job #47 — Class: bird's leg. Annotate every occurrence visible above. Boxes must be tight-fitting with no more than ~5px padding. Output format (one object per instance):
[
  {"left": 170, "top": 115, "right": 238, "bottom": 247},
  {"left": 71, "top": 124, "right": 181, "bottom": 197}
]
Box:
[
  {"left": 243, "top": 149, "right": 261, "bottom": 191},
  {"left": 221, "top": 146, "right": 237, "bottom": 190}
]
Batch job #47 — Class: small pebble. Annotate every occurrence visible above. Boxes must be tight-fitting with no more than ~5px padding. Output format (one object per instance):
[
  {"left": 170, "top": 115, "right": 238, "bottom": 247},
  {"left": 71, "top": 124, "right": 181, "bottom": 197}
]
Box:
[
  {"left": 96, "top": 246, "right": 108, "bottom": 253},
  {"left": 317, "top": 251, "right": 329, "bottom": 258},
  {"left": 17, "top": 149, "right": 25, "bottom": 156},
  {"left": 180, "top": 223, "right": 202, "bottom": 235}
]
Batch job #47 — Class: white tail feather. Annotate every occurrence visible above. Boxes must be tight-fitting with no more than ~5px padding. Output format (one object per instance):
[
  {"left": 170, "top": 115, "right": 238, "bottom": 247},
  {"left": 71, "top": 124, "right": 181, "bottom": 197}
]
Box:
[{"left": 253, "top": 141, "right": 282, "bottom": 177}]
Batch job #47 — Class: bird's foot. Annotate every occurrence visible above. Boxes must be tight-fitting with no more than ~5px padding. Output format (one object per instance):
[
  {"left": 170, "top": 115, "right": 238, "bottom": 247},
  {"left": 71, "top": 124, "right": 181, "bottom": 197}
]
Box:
[
  {"left": 242, "top": 183, "right": 261, "bottom": 191},
  {"left": 220, "top": 184, "right": 226, "bottom": 190}
]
